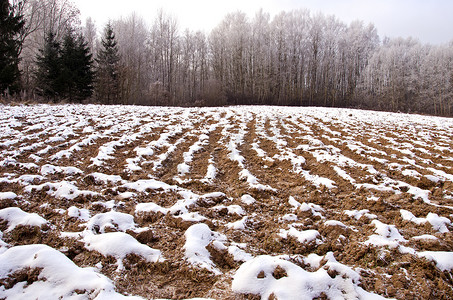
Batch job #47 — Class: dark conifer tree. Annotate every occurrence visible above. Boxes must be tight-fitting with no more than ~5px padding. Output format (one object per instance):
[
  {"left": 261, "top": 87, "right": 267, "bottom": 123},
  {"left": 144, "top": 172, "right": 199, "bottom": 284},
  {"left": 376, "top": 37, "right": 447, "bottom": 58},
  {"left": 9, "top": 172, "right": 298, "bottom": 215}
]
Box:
[
  {"left": 74, "top": 34, "right": 95, "bottom": 101},
  {"left": 0, "top": 0, "right": 25, "bottom": 95},
  {"left": 96, "top": 22, "right": 120, "bottom": 104},
  {"left": 36, "top": 31, "right": 94, "bottom": 102},
  {"left": 35, "top": 32, "right": 62, "bottom": 101},
  {"left": 59, "top": 32, "right": 77, "bottom": 100}
]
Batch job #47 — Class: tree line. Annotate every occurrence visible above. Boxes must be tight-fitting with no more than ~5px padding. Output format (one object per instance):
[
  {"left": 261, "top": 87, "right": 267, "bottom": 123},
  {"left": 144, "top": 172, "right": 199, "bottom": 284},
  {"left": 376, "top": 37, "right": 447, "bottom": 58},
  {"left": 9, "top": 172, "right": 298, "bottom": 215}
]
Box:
[{"left": 1, "top": 0, "right": 452, "bottom": 116}]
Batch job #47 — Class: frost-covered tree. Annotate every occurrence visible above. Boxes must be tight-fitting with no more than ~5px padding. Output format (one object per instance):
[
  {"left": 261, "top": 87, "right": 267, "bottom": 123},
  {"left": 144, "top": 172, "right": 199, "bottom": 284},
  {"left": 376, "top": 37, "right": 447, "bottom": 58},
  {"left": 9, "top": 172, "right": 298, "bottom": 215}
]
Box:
[
  {"left": 24, "top": 3, "right": 452, "bottom": 114},
  {"left": 210, "top": 11, "right": 251, "bottom": 104},
  {"left": 179, "top": 29, "right": 209, "bottom": 104},
  {"left": 360, "top": 37, "right": 430, "bottom": 112},
  {"left": 113, "top": 13, "right": 149, "bottom": 105},
  {"left": 83, "top": 17, "right": 97, "bottom": 55},
  {"left": 250, "top": 9, "right": 271, "bottom": 104},
  {"left": 420, "top": 45, "right": 453, "bottom": 115},
  {"left": 149, "top": 10, "right": 179, "bottom": 103},
  {"left": 341, "top": 21, "right": 379, "bottom": 107}
]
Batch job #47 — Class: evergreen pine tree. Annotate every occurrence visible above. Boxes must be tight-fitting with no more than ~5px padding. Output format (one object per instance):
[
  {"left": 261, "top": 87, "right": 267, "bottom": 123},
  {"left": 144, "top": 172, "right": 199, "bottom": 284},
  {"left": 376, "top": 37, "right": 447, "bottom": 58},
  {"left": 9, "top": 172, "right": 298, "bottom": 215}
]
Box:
[
  {"left": 96, "top": 22, "right": 120, "bottom": 104},
  {"left": 0, "top": 0, "right": 25, "bottom": 95},
  {"left": 36, "top": 31, "right": 94, "bottom": 102},
  {"left": 35, "top": 32, "right": 62, "bottom": 101},
  {"left": 59, "top": 32, "right": 77, "bottom": 100},
  {"left": 74, "top": 34, "right": 95, "bottom": 101},
  {"left": 60, "top": 31, "right": 95, "bottom": 102}
]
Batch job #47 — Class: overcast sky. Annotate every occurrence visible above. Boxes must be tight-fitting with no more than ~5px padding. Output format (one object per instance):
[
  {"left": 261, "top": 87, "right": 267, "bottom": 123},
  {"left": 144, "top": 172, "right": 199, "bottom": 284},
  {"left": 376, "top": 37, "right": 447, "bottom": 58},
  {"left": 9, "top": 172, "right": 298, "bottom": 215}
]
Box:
[{"left": 74, "top": 0, "right": 453, "bottom": 44}]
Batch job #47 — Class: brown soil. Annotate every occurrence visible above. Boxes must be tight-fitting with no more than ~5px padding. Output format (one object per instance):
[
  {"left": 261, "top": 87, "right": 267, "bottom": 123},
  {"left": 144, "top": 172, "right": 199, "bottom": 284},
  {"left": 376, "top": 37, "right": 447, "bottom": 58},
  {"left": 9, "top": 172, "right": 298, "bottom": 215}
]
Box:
[{"left": 0, "top": 105, "right": 452, "bottom": 299}]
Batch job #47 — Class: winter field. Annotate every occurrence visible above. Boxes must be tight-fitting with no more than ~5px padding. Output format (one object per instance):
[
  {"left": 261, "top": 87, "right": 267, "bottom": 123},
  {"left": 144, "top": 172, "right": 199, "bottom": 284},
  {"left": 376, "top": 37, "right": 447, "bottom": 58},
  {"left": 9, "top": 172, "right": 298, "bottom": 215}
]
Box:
[{"left": 0, "top": 104, "right": 453, "bottom": 299}]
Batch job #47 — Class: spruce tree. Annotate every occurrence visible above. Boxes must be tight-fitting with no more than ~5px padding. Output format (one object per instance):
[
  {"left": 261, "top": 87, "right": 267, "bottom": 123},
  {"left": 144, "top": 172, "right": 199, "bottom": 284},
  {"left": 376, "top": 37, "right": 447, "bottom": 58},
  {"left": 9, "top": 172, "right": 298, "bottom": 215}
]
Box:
[
  {"left": 59, "top": 31, "right": 95, "bottom": 102},
  {"left": 36, "top": 31, "right": 94, "bottom": 102},
  {"left": 96, "top": 22, "right": 120, "bottom": 104},
  {"left": 0, "top": 0, "right": 25, "bottom": 95},
  {"left": 59, "top": 32, "right": 77, "bottom": 100},
  {"left": 35, "top": 32, "right": 62, "bottom": 101},
  {"left": 74, "top": 34, "right": 95, "bottom": 101}
]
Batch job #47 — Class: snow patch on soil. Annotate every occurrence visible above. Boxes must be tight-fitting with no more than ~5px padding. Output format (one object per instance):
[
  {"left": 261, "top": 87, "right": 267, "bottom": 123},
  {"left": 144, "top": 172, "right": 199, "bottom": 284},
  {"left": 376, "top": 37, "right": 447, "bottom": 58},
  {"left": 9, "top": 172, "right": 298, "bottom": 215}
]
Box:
[
  {"left": 184, "top": 223, "right": 225, "bottom": 275},
  {"left": 232, "top": 254, "right": 387, "bottom": 300},
  {"left": 0, "top": 207, "right": 48, "bottom": 231},
  {"left": 0, "top": 244, "right": 142, "bottom": 299}
]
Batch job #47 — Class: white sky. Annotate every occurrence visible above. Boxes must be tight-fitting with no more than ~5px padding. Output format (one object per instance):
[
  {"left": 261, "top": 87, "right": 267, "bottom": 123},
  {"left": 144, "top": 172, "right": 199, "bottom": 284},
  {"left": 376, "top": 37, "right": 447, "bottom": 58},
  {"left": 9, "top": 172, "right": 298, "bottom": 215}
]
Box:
[{"left": 74, "top": 0, "right": 453, "bottom": 44}]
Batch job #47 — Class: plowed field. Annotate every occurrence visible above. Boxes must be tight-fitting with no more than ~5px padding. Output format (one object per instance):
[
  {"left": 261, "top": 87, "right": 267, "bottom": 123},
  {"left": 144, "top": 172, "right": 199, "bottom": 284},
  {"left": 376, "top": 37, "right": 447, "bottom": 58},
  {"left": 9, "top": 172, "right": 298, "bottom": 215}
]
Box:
[{"left": 1, "top": 104, "right": 452, "bottom": 299}]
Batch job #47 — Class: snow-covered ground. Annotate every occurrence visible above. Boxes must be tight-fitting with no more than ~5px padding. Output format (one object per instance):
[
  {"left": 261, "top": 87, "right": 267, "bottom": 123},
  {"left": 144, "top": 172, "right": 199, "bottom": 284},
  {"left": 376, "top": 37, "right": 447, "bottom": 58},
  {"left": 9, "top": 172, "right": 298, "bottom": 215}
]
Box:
[{"left": 0, "top": 104, "right": 452, "bottom": 299}]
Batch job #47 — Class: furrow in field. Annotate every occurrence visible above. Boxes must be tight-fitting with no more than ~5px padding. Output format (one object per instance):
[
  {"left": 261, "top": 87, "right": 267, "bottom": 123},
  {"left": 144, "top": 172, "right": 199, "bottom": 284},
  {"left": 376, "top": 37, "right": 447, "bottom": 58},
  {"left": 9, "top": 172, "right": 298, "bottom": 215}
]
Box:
[{"left": 0, "top": 104, "right": 453, "bottom": 300}]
